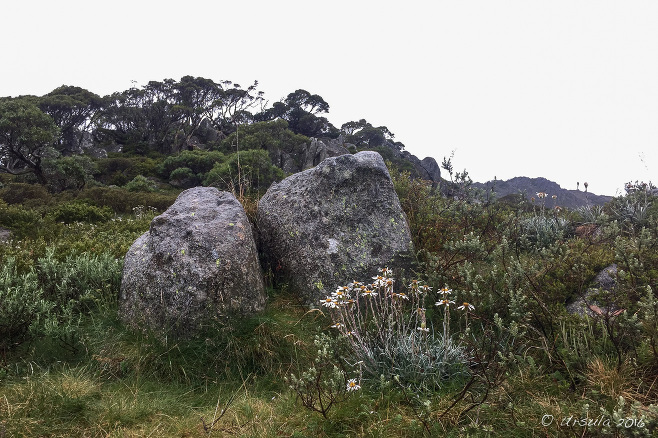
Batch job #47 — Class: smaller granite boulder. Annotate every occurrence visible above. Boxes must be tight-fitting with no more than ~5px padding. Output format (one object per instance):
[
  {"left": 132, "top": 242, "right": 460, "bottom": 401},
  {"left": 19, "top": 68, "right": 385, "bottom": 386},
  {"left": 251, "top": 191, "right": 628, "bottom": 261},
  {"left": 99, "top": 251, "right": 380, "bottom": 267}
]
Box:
[
  {"left": 0, "top": 226, "right": 11, "bottom": 243},
  {"left": 120, "top": 187, "right": 265, "bottom": 337},
  {"left": 567, "top": 264, "right": 620, "bottom": 317}
]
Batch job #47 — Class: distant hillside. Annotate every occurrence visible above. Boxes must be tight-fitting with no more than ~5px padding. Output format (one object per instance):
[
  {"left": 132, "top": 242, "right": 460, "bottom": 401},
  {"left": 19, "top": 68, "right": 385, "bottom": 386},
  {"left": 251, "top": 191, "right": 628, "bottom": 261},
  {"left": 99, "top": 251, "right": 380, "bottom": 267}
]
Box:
[{"left": 473, "top": 177, "right": 612, "bottom": 209}]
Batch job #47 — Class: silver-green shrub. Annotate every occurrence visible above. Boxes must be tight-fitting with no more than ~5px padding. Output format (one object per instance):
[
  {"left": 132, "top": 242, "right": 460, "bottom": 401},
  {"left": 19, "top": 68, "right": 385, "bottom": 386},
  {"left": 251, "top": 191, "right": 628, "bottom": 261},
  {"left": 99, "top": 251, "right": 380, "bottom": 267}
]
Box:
[
  {"left": 519, "top": 215, "right": 570, "bottom": 250},
  {"left": 0, "top": 258, "right": 53, "bottom": 352},
  {"left": 321, "top": 268, "right": 470, "bottom": 391}
]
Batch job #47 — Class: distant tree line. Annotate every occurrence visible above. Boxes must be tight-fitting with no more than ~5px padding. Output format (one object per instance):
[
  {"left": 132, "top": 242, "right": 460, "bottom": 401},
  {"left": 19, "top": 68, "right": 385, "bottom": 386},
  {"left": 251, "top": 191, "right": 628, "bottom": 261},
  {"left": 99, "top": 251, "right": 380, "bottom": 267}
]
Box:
[{"left": 0, "top": 76, "right": 404, "bottom": 191}]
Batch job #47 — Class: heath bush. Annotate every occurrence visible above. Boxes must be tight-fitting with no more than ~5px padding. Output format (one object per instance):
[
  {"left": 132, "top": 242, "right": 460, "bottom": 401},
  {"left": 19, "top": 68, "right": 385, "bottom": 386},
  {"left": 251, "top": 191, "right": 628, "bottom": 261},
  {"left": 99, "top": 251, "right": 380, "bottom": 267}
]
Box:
[
  {"left": 124, "top": 174, "right": 157, "bottom": 192},
  {"left": 0, "top": 203, "right": 41, "bottom": 235},
  {"left": 47, "top": 201, "right": 113, "bottom": 224},
  {"left": 0, "top": 182, "right": 52, "bottom": 206},
  {"left": 76, "top": 186, "right": 177, "bottom": 213},
  {"left": 157, "top": 150, "right": 226, "bottom": 180},
  {"left": 204, "top": 149, "right": 284, "bottom": 195}
]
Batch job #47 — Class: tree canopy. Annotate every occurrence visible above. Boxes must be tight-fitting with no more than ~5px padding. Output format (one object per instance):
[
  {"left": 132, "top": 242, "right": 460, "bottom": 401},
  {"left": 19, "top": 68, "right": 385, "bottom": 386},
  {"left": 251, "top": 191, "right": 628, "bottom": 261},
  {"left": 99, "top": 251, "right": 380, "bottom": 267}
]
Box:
[
  {"left": 0, "top": 97, "right": 59, "bottom": 184},
  {"left": 0, "top": 76, "right": 410, "bottom": 192}
]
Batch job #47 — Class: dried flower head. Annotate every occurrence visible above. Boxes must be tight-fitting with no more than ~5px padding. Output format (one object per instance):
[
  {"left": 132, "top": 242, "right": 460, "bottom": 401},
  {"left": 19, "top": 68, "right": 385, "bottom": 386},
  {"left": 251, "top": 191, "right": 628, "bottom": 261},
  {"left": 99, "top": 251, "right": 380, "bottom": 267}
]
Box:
[{"left": 457, "top": 302, "right": 475, "bottom": 311}]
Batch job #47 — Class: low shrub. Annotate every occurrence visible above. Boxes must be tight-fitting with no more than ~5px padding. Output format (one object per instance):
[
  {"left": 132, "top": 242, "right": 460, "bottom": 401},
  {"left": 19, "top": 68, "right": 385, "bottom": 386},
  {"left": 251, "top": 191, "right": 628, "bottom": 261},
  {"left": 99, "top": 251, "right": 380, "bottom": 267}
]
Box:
[
  {"left": 35, "top": 248, "right": 123, "bottom": 310},
  {"left": 75, "top": 186, "right": 177, "bottom": 213},
  {"left": 157, "top": 150, "right": 226, "bottom": 180},
  {"left": 47, "top": 201, "right": 113, "bottom": 224},
  {"left": 0, "top": 203, "right": 41, "bottom": 234},
  {"left": 0, "top": 182, "right": 52, "bottom": 205},
  {"left": 518, "top": 215, "right": 571, "bottom": 250},
  {"left": 95, "top": 156, "right": 161, "bottom": 185},
  {"left": 124, "top": 174, "right": 157, "bottom": 192},
  {"left": 168, "top": 166, "right": 200, "bottom": 188},
  {"left": 203, "top": 149, "right": 284, "bottom": 195}
]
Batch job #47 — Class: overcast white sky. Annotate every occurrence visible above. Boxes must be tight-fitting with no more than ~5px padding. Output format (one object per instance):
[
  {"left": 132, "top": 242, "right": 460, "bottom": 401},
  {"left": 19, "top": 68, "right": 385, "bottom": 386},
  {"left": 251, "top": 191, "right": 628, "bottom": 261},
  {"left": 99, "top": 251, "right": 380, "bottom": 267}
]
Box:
[{"left": 2, "top": 1, "right": 657, "bottom": 196}]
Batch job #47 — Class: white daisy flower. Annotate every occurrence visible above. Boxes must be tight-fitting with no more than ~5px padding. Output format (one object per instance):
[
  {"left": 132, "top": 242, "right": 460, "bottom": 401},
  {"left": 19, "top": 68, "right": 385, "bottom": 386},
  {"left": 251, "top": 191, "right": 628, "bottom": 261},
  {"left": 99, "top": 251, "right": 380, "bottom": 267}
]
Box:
[
  {"left": 361, "top": 289, "right": 377, "bottom": 297},
  {"left": 332, "top": 287, "right": 350, "bottom": 300},
  {"left": 346, "top": 378, "right": 361, "bottom": 392},
  {"left": 320, "top": 297, "right": 337, "bottom": 308},
  {"left": 438, "top": 287, "right": 452, "bottom": 296}
]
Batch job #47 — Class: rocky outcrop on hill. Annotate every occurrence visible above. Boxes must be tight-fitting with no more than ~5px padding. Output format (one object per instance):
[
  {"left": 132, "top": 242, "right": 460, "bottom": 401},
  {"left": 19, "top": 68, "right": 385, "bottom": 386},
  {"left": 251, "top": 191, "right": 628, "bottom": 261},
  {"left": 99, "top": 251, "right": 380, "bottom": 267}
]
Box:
[
  {"left": 268, "top": 135, "right": 441, "bottom": 185},
  {"left": 473, "top": 177, "right": 612, "bottom": 209},
  {"left": 398, "top": 151, "right": 441, "bottom": 184},
  {"left": 120, "top": 187, "right": 265, "bottom": 337},
  {"left": 257, "top": 151, "right": 416, "bottom": 305},
  {"left": 275, "top": 137, "right": 351, "bottom": 174}
]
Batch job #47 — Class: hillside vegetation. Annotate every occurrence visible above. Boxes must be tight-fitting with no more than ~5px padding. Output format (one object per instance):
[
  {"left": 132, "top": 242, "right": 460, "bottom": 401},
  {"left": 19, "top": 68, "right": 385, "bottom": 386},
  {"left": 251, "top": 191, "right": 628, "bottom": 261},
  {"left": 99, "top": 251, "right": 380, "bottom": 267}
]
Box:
[{"left": 1, "top": 77, "right": 657, "bottom": 437}]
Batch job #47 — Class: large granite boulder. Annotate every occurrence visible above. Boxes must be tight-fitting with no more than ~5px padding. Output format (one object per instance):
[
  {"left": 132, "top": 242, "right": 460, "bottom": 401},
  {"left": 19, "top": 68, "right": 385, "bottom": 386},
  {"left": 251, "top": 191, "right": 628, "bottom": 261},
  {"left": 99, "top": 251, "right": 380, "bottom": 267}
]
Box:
[
  {"left": 120, "top": 187, "right": 265, "bottom": 336},
  {"left": 257, "top": 151, "right": 415, "bottom": 304}
]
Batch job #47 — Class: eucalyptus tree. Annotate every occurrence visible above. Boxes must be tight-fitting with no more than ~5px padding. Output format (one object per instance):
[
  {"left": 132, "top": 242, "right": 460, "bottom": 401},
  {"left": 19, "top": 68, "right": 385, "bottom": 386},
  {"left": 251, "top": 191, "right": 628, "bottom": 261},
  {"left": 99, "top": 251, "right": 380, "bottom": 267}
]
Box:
[
  {"left": 256, "top": 89, "right": 337, "bottom": 138},
  {"left": 340, "top": 119, "right": 397, "bottom": 148},
  {"left": 39, "top": 85, "right": 102, "bottom": 153},
  {"left": 0, "top": 97, "right": 59, "bottom": 184},
  {"left": 95, "top": 77, "right": 264, "bottom": 154},
  {"left": 94, "top": 79, "right": 185, "bottom": 153}
]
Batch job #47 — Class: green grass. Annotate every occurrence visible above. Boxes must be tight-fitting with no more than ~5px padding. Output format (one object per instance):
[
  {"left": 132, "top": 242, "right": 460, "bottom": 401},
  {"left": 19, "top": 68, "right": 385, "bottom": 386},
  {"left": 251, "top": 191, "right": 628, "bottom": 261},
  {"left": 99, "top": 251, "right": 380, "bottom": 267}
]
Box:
[
  {"left": 2, "top": 184, "right": 658, "bottom": 437},
  {"left": 3, "top": 292, "right": 655, "bottom": 437}
]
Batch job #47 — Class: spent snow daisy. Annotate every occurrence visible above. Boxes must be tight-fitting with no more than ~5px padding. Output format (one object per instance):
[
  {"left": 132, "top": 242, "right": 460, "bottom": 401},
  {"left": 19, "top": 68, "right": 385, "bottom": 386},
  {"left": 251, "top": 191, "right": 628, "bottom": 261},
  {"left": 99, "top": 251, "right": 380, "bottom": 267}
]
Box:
[
  {"left": 346, "top": 378, "right": 361, "bottom": 392},
  {"left": 458, "top": 301, "right": 475, "bottom": 330},
  {"left": 457, "top": 302, "right": 475, "bottom": 311},
  {"left": 436, "top": 299, "right": 456, "bottom": 307}
]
